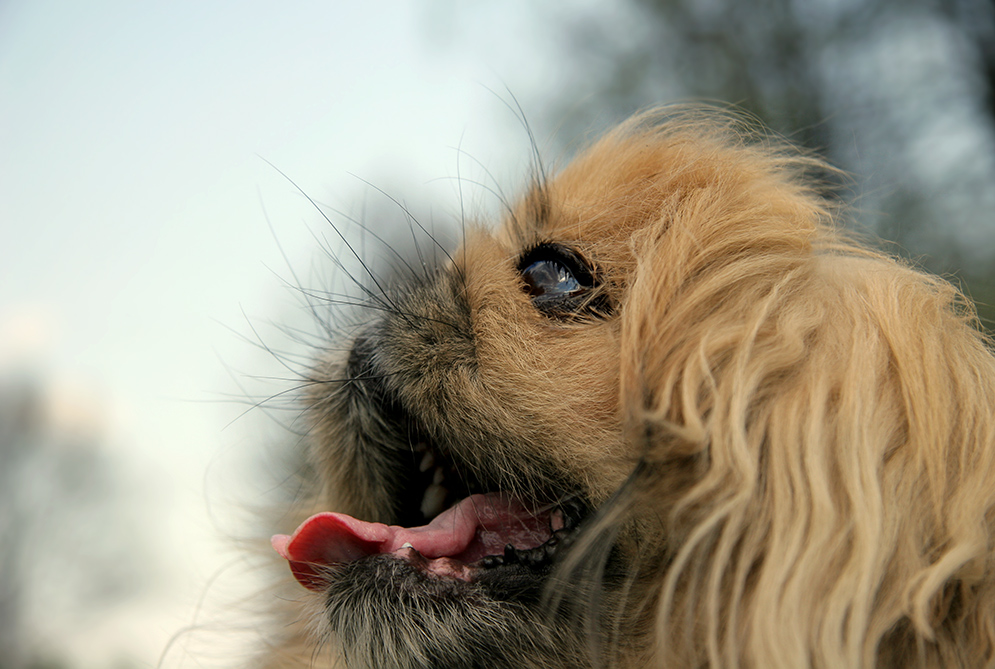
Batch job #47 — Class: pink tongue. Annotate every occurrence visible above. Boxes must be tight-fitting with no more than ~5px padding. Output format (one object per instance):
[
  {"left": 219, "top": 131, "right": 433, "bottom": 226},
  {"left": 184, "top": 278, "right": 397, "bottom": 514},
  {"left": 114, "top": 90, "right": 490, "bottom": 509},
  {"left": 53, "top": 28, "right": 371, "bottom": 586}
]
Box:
[{"left": 271, "top": 493, "right": 551, "bottom": 590}]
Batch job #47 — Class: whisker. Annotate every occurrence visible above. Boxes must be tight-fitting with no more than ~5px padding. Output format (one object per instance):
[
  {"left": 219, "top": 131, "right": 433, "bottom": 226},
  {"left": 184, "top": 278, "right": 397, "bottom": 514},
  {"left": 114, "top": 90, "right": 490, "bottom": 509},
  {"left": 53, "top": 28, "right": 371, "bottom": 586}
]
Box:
[
  {"left": 349, "top": 174, "right": 459, "bottom": 276},
  {"left": 309, "top": 196, "right": 423, "bottom": 282},
  {"left": 259, "top": 156, "right": 413, "bottom": 326}
]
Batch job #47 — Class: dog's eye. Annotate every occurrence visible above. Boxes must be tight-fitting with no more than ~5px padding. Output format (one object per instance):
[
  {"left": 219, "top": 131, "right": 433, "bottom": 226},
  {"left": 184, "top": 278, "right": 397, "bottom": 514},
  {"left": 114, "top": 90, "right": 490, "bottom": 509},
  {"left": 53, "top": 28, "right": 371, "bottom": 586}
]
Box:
[{"left": 518, "top": 243, "right": 606, "bottom": 318}]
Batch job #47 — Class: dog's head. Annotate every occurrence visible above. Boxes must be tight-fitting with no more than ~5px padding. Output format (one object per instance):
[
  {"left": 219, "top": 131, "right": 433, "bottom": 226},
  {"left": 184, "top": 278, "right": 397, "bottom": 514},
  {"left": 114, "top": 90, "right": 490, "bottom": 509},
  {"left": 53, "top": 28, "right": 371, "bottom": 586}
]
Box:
[{"left": 270, "top": 110, "right": 995, "bottom": 668}]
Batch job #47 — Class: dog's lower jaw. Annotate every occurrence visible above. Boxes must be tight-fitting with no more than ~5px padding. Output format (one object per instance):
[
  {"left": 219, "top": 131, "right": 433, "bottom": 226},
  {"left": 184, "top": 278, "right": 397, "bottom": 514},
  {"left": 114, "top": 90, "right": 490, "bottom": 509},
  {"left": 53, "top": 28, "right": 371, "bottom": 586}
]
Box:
[{"left": 317, "top": 554, "right": 590, "bottom": 669}]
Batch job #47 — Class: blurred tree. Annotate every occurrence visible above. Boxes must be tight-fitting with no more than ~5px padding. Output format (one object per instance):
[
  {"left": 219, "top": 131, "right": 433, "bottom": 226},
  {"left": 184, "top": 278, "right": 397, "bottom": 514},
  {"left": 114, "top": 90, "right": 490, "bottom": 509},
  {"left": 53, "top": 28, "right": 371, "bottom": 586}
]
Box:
[
  {"left": 0, "top": 379, "right": 39, "bottom": 668},
  {"left": 0, "top": 374, "right": 150, "bottom": 669},
  {"left": 544, "top": 0, "right": 995, "bottom": 329}
]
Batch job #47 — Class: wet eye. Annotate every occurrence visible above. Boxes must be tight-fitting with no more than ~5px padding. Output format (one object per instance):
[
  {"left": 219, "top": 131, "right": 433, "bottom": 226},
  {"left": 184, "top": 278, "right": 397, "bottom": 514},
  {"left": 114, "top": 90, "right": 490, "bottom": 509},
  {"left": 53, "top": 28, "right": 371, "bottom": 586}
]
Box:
[
  {"left": 521, "top": 257, "right": 585, "bottom": 298},
  {"left": 517, "top": 243, "right": 608, "bottom": 318}
]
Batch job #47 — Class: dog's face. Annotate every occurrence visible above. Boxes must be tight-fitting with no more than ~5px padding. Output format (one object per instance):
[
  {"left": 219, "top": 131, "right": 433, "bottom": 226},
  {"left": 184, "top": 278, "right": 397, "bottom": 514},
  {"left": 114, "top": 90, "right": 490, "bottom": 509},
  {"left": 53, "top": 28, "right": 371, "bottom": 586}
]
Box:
[
  {"left": 270, "top": 112, "right": 995, "bottom": 668},
  {"left": 275, "top": 134, "right": 647, "bottom": 668}
]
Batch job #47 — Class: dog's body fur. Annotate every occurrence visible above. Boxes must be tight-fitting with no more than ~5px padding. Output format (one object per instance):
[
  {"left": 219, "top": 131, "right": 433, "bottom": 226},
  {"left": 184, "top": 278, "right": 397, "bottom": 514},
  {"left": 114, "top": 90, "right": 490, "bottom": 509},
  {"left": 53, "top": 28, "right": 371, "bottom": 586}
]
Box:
[{"left": 260, "top": 110, "right": 995, "bottom": 668}]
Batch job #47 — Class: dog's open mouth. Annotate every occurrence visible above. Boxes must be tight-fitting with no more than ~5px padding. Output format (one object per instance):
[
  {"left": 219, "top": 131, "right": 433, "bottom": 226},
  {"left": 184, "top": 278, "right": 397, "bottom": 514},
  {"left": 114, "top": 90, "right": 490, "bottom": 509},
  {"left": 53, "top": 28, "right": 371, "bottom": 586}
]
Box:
[
  {"left": 272, "top": 439, "right": 588, "bottom": 592},
  {"left": 272, "top": 492, "right": 583, "bottom": 590}
]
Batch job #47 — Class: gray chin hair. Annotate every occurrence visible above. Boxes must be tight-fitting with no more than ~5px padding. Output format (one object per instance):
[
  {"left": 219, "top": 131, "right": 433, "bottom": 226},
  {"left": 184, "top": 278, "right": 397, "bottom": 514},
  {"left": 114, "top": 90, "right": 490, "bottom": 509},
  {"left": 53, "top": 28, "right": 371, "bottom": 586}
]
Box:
[{"left": 318, "top": 554, "right": 588, "bottom": 669}]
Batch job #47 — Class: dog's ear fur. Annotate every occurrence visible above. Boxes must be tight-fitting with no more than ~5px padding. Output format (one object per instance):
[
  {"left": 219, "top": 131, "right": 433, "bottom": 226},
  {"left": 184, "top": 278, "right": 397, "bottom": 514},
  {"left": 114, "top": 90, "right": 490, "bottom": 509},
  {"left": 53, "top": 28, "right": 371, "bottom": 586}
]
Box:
[{"left": 557, "top": 112, "right": 995, "bottom": 667}]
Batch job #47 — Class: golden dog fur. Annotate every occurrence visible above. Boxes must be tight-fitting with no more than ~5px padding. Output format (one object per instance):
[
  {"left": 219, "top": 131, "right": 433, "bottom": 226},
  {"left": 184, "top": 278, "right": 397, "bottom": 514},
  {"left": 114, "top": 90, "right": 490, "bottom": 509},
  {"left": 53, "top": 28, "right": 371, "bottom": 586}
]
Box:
[{"left": 261, "top": 109, "right": 995, "bottom": 668}]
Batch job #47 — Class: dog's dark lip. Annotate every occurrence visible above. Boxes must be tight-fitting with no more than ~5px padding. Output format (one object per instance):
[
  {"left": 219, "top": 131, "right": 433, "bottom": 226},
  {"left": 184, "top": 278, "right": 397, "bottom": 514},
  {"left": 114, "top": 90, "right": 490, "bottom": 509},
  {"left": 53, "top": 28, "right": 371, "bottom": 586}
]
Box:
[{"left": 474, "top": 497, "right": 587, "bottom": 572}]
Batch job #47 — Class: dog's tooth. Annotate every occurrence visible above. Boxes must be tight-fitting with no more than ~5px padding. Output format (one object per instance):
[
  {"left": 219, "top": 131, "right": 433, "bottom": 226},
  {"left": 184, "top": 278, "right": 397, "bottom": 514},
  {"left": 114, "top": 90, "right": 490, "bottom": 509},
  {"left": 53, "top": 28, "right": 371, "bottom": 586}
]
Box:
[
  {"left": 413, "top": 442, "right": 428, "bottom": 453},
  {"left": 419, "top": 450, "right": 436, "bottom": 472},
  {"left": 432, "top": 466, "right": 445, "bottom": 485},
  {"left": 550, "top": 508, "right": 565, "bottom": 532},
  {"left": 420, "top": 483, "right": 448, "bottom": 519}
]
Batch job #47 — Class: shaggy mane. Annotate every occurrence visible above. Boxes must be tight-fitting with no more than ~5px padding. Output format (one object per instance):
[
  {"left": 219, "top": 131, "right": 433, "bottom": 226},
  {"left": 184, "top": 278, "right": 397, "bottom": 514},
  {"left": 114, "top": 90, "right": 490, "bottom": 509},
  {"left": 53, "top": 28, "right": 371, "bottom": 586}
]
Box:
[{"left": 552, "top": 111, "right": 995, "bottom": 667}]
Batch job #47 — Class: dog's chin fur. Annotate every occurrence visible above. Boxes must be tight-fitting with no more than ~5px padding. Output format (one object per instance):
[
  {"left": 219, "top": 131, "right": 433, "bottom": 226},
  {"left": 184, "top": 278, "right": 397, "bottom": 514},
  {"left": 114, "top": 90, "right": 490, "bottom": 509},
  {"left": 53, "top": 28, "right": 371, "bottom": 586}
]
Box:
[{"left": 258, "top": 108, "right": 995, "bottom": 668}]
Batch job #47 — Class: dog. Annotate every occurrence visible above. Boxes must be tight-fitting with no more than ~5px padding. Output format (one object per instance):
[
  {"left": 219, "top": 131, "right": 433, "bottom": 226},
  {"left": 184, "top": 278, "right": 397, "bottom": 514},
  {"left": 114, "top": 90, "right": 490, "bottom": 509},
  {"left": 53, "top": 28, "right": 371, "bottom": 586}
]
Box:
[{"left": 261, "top": 108, "right": 995, "bottom": 668}]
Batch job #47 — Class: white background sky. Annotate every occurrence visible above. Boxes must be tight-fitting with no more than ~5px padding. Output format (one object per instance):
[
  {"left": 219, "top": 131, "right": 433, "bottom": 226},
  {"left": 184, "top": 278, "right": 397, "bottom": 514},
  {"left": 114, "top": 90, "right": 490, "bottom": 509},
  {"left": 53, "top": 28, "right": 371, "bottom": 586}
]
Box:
[{"left": 0, "top": 2, "right": 582, "bottom": 666}]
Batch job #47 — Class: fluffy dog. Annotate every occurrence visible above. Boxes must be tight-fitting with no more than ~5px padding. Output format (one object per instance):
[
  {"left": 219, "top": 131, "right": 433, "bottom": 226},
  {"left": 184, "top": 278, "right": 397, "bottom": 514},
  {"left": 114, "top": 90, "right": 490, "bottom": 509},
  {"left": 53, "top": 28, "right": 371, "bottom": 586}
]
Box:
[{"left": 263, "top": 109, "right": 995, "bottom": 668}]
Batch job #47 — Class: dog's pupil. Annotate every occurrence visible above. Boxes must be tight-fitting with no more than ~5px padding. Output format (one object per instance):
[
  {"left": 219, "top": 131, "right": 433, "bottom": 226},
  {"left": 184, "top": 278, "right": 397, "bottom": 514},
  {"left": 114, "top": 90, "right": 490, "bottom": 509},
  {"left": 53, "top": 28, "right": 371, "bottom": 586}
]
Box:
[{"left": 522, "top": 259, "right": 580, "bottom": 297}]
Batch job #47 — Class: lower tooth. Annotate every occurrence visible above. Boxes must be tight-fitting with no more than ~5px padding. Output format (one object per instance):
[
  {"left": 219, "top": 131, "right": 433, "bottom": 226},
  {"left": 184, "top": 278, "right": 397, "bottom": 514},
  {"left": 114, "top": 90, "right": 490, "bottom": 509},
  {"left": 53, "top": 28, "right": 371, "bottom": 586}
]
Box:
[{"left": 420, "top": 483, "right": 448, "bottom": 518}]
